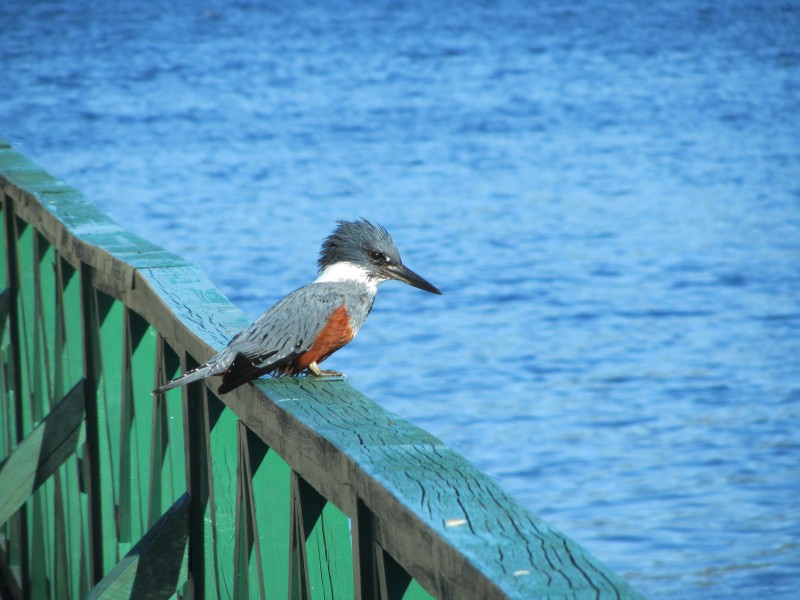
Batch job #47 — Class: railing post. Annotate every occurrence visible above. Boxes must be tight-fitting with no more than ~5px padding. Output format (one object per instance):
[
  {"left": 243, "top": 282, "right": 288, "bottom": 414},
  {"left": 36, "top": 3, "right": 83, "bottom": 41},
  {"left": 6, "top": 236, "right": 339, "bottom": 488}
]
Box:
[
  {"left": 353, "top": 499, "right": 378, "bottom": 600},
  {"left": 79, "top": 262, "right": 104, "bottom": 586},
  {"left": 2, "top": 194, "right": 30, "bottom": 599},
  {"left": 182, "top": 360, "right": 208, "bottom": 599}
]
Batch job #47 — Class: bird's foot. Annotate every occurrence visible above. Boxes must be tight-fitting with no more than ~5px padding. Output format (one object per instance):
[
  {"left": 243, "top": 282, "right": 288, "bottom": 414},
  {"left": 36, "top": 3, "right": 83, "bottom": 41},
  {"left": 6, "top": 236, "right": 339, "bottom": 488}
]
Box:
[
  {"left": 307, "top": 362, "right": 347, "bottom": 379},
  {"left": 316, "top": 370, "right": 347, "bottom": 379}
]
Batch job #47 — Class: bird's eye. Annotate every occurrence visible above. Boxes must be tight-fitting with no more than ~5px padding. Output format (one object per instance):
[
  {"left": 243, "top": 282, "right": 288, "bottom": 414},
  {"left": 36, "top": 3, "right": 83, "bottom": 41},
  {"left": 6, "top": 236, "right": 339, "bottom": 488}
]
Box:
[{"left": 369, "top": 250, "right": 387, "bottom": 263}]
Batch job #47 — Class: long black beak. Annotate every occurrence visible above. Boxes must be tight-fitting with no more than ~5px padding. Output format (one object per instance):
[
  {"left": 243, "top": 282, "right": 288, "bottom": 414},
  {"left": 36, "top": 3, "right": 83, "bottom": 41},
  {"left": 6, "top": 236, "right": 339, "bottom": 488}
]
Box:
[{"left": 387, "top": 264, "right": 442, "bottom": 294}]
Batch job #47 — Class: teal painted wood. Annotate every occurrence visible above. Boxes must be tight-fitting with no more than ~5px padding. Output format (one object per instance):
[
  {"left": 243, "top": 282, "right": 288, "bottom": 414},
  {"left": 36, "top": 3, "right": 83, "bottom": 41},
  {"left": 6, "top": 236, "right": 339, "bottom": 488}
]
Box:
[
  {"left": 0, "top": 378, "right": 84, "bottom": 527},
  {"left": 94, "top": 293, "right": 127, "bottom": 565},
  {"left": 84, "top": 493, "right": 190, "bottom": 600},
  {"left": 0, "top": 139, "right": 643, "bottom": 599},
  {"left": 0, "top": 195, "right": 26, "bottom": 598},
  {"left": 244, "top": 377, "right": 638, "bottom": 598},
  {"left": 289, "top": 472, "right": 355, "bottom": 600},
  {"left": 250, "top": 431, "right": 292, "bottom": 599},
  {"left": 14, "top": 219, "right": 36, "bottom": 427},
  {"left": 205, "top": 394, "right": 239, "bottom": 599},
  {"left": 154, "top": 337, "right": 186, "bottom": 518}
]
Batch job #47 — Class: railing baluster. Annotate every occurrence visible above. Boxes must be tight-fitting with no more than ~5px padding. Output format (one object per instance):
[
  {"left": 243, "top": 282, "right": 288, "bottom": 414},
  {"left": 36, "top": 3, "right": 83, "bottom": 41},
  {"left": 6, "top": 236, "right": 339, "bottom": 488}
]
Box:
[
  {"left": 2, "top": 195, "right": 30, "bottom": 598},
  {"left": 252, "top": 432, "right": 292, "bottom": 598},
  {"left": 288, "top": 472, "right": 312, "bottom": 600},
  {"left": 182, "top": 366, "right": 210, "bottom": 599},
  {"left": 56, "top": 256, "right": 90, "bottom": 597},
  {"left": 352, "top": 499, "right": 378, "bottom": 600},
  {"left": 154, "top": 335, "right": 185, "bottom": 517},
  {"left": 233, "top": 422, "right": 267, "bottom": 600},
  {"left": 79, "top": 261, "right": 104, "bottom": 586}
]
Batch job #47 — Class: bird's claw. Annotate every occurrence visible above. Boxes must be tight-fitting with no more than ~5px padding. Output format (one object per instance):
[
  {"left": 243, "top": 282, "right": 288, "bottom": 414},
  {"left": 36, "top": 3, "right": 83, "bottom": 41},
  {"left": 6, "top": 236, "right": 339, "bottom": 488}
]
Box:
[
  {"left": 307, "top": 362, "right": 347, "bottom": 379},
  {"left": 314, "top": 370, "right": 347, "bottom": 379}
]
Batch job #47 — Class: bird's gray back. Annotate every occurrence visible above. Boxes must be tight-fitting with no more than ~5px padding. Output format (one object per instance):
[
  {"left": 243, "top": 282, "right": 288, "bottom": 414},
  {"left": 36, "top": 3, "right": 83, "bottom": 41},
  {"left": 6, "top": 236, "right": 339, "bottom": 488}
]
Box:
[{"left": 210, "top": 280, "right": 375, "bottom": 373}]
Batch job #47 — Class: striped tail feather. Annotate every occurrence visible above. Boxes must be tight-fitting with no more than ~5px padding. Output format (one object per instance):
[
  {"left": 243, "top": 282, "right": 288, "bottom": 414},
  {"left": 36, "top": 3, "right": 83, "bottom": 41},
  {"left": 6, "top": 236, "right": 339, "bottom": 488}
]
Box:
[{"left": 152, "top": 363, "right": 214, "bottom": 395}]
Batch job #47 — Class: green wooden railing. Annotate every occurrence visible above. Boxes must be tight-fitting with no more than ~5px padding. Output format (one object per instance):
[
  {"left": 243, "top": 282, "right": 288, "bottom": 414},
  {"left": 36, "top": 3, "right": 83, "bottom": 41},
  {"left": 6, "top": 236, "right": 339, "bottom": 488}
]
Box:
[{"left": 0, "top": 138, "right": 642, "bottom": 599}]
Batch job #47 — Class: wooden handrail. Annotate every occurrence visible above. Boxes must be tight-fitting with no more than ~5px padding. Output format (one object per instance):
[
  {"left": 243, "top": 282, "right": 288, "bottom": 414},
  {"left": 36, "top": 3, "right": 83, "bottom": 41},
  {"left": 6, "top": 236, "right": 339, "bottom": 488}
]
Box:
[{"left": 0, "top": 138, "right": 642, "bottom": 599}]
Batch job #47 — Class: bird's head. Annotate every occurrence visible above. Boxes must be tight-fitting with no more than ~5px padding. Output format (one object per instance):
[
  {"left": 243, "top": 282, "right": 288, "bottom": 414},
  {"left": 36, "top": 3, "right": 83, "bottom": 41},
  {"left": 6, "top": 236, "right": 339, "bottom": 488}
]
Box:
[{"left": 317, "top": 219, "right": 442, "bottom": 294}]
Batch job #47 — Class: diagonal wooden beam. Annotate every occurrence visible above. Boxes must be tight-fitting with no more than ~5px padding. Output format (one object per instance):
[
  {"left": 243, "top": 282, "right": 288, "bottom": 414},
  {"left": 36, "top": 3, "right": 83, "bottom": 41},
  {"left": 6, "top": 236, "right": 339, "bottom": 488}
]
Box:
[
  {"left": 84, "top": 493, "right": 190, "bottom": 600},
  {"left": 0, "top": 378, "right": 86, "bottom": 526}
]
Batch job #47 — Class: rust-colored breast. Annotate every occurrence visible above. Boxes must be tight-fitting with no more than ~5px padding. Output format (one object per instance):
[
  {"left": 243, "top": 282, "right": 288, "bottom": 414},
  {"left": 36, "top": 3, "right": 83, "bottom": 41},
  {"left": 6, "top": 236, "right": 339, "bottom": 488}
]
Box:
[{"left": 296, "top": 305, "right": 354, "bottom": 370}]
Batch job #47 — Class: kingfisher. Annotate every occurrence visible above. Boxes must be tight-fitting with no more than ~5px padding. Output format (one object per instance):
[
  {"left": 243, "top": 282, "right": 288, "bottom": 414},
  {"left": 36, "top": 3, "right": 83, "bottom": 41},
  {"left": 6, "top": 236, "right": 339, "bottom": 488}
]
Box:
[{"left": 153, "top": 219, "right": 441, "bottom": 396}]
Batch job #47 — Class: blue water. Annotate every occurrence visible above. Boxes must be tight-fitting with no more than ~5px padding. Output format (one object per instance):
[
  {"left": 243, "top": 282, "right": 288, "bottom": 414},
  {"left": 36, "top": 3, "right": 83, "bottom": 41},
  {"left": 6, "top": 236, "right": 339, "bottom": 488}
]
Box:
[{"left": 2, "top": 1, "right": 799, "bottom": 596}]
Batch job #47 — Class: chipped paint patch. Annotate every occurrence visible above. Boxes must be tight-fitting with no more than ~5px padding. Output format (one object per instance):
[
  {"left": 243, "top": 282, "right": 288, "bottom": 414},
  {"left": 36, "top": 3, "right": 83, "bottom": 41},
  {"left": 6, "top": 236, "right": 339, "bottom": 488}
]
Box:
[{"left": 445, "top": 518, "right": 468, "bottom": 527}]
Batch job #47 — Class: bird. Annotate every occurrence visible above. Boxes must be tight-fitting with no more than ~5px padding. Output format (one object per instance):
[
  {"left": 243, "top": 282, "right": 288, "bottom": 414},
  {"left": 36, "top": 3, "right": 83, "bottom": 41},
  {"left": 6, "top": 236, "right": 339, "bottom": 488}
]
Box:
[{"left": 153, "top": 219, "right": 441, "bottom": 396}]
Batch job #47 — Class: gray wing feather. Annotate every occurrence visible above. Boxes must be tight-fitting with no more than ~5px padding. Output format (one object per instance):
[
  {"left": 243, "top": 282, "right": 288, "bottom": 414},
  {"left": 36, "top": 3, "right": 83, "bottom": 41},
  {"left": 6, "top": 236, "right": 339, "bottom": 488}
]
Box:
[
  {"left": 215, "top": 281, "right": 371, "bottom": 370},
  {"left": 153, "top": 281, "right": 374, "bottom": 395}
]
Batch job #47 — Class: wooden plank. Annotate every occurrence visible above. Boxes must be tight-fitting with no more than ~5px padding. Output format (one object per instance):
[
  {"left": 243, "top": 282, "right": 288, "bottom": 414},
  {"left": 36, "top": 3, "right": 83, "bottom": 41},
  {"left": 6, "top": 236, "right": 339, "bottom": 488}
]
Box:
[
  {"left": 84, "top": 493, "right": 190, "bottom": 600},
  {"left": 309, "top": 499, "right": 354, "bottom": 599},
  {"left": 2, "top": 195, "right": 33, "bottom": 595},
  {"left": 153, "top": 337, "right": 185, "bottom": 529},
  {"left": 36, "top": 235, "right": 58, "bottom": 411},
  {"left": 0, "top": 199, "right": 19, "bottom": 598},
  {"left": 14, "top": 218, "right": 36, "bottom": 428},
  {"left": 181, "top": 372, "right": 211, "bottom": 599},
  {"left": 80, "top": 261, "right": 108, "bottom": 586},
  {"left": 23, "top": 227, "right": 52, "bottom": 600},
  {"left": 59, "top": 259, "right": 84, "bottom": 387},
  {"left": 0, "top": 197, "right": 6, "bottom": 288},
  {"left": 0, "top": 285, "right": 14, "bottom": 588},
  {"left": 34, "top": 234, "right": 64, "bottom": 596},
  {"left": 252, "top": 439, "right": 291, "bottom": 599},
  {"left": 0, "top": 286, "right": 10, "bottom": 463},
  {"left": 289, "top": 473, "right": 354, "bottom": 600},
  {"left": 94, "top": 292, "right": 126, "bottom": 567},
  {"left": 288, "top": 473, "right": 312, "bottom": 600},
  {"left": 0, "top": 378, "right": 85, "bottom": 526},
  {"left": 233, "top": 423, "right": 266, "bottom": 600},
  {"left": 125, "top": 310, "right": 157, "bottom": 534},
  {"left": 352, "top": 500, "right": 378, "bottom": 600},
  {"left": 0, "top": 196, "right": 22, "bottom": 545},
  {"left": 205, "top": 395, "right": 238, "bottom": 599},
  {"left": 57, "top": 256, "right": 91, "bottom": 597}
]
